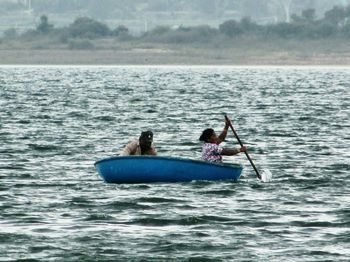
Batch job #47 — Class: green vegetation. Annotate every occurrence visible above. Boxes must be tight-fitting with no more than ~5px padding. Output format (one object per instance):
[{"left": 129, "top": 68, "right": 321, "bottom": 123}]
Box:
[
  {"left": 2, "top": 5, "right": 350, "bottom": 46},
  {"left": 1, "top": 5, "right": 350, "bottom": 65}
]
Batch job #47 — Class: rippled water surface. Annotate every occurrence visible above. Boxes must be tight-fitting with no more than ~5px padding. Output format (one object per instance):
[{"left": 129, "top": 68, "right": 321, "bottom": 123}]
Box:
[{"left": 0, "top": 66, "right": 349, "bottom": 261}]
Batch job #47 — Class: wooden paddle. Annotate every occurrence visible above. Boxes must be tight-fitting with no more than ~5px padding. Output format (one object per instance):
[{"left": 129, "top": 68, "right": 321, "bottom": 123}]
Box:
[{"left": 224, "top": 115, "right": 262, "bottom": 180}]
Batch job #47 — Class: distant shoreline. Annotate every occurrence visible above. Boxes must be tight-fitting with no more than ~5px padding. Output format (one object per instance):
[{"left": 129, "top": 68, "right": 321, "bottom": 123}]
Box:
[
  {"left": 1, "top": 49, "right": 350, "bottom": 66},
  {"left": 2, "top": 37, "right": 350, "bottom": 66},
  {"left": 2, "top": 4, "right": 350, "bottom": 66}
]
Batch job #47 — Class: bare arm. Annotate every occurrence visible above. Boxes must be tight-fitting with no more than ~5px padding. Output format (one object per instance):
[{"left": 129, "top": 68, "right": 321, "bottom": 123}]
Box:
[
  {"left": 120, "top": 141, "right": 138, "bottom": 156},
  {"left": 217, "top": 118, "right": 230, "bottom": 144},
  {"left": 221, "top": 146, "right": 247, "bottom": 156},
  {"left": 145, "top": 147, "right": 157, "bottom": 156}
]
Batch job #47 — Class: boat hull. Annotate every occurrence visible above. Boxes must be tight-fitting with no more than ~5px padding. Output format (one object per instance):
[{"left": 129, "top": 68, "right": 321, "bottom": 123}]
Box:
[{"left": 94, "top": 156, "right": 243, "bottom": 183}]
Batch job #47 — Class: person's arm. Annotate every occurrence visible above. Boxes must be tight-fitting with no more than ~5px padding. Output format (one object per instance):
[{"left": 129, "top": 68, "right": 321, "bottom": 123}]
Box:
[
  {"left": 221, "top": 146, "right": 247, "bottom": 156},
  {"left": 120, "top": 141, "right": 138, "bottom": 156},
  {"left": 148, "top": 147, "right": 157, "bottom": 156},
  {"left": 217, "top": 118, "right": 230, "bottom": 144},
  {"left": 143, "top": 146, "right": 157, "bottom": 156}
]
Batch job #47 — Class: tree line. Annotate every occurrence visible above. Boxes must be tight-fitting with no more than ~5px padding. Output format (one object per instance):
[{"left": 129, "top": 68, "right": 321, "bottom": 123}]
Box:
[{"left": 2, "top": 5, "right": 350, "bottom": 48}]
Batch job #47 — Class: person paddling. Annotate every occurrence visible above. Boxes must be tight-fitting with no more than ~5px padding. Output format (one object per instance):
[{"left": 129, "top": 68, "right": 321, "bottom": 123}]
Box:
[
  {"left": 199, "top": 118, "right": 246, "bottom": 163},
  {"left": 120, "top": 130, "right": 157, "bottom": 156}
]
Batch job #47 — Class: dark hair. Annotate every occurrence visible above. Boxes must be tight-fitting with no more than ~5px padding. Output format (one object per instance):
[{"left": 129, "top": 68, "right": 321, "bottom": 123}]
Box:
[
  {"left": 140, "top": 130, "right": 153, "bottom": 140},
  {"left": 199, "top": 128, "right": 214, "bottom": 142}
]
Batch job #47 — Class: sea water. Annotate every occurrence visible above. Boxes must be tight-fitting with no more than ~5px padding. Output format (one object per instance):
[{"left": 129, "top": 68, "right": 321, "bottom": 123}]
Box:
[{"left": 0, "top": 66, "right": 349, "bottom": 261}]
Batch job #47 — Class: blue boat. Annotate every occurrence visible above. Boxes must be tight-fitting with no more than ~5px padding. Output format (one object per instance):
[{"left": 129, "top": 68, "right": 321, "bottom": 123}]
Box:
[{"left": 94, "top": 156, "right": 243, "bottom": 184}]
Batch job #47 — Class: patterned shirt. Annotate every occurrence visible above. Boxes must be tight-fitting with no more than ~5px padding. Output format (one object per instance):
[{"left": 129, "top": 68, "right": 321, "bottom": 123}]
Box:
[{"left": 201, "top": 143, "right": 223, "bottom": 163}]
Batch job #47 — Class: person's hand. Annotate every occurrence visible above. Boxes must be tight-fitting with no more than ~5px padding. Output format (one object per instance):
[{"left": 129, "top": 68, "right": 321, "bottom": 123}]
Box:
[
  {"left": 240, "top": 146, "right": 247, "bottom": 152},
  {"left": 224, "top": 118, "right": 231, "bottom": 129}
]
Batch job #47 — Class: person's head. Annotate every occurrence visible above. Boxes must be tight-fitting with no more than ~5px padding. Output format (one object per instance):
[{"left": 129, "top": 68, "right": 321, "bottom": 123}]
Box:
[
  {"left": 199, "top": 128, "right": 217, "bottom": 143},
  {"left": 139, "top": 130, "right": 153, "bottom": 149}
]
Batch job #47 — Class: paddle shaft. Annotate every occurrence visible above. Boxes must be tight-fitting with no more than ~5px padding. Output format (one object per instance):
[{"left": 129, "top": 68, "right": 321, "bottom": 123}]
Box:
[{"left": 225, "top": 115, "right": 261, "bottom": 179}]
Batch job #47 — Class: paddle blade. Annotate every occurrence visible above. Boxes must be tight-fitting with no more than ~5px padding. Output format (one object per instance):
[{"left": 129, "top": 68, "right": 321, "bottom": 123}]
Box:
[{"left": 260, "top": 169, "right": 273, "bottom": 183}]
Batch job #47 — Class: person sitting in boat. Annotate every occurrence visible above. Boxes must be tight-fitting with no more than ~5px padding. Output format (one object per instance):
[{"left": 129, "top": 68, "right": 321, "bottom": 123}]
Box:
[
  {"left": 120, "top": 130, "right": 157, "bottom": 156},
  {"left": 199, "top": 119, "right": 246, "bottom": 163}
]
